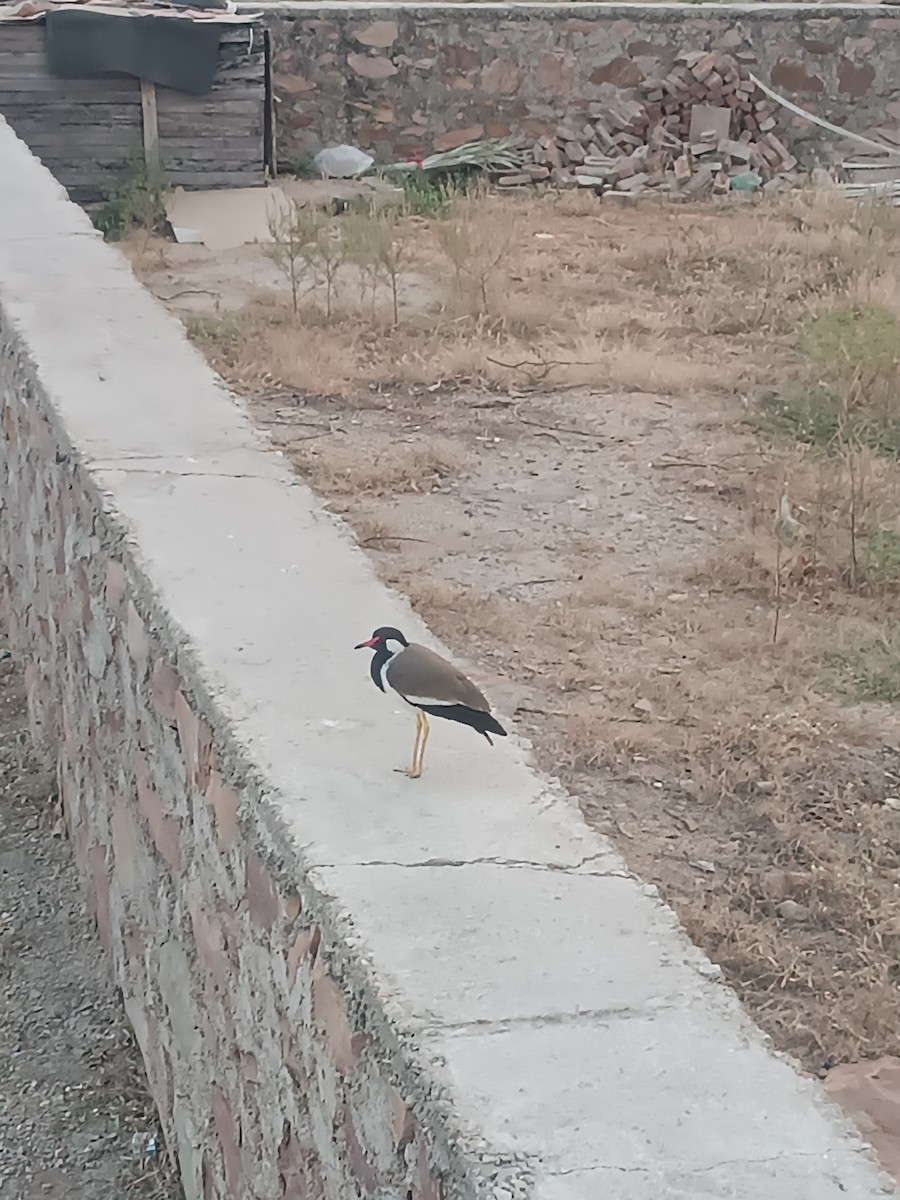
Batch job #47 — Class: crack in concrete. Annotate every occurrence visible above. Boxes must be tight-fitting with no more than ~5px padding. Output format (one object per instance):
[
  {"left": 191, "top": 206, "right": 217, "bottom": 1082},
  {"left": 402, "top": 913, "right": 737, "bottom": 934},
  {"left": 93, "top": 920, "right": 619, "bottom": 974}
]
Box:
[
  {"left": 549, "top": 1147, "right": 870, "bottom": 1175},
  {"left": 92, "top": 464, "right": 287, "bottom": 482},
  {"left": 431, "top": 1003, "right": 673, "bottom": 1036},
  {"left": 318, "top": 851, "right": 625, "bottom": 876}
]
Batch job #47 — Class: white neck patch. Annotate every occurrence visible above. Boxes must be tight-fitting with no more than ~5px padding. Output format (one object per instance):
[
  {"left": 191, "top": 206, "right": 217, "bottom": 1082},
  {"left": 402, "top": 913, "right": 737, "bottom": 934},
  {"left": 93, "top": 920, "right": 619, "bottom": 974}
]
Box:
[{"left": 377, "top": 643, "right": 404, "bottom": 691}]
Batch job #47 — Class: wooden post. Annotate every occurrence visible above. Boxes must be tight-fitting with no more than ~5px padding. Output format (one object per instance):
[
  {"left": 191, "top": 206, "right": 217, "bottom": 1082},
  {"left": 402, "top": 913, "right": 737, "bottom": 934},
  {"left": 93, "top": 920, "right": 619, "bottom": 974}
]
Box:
[{"left": 139, "top": 79, "right": 161, "bottom": 189}]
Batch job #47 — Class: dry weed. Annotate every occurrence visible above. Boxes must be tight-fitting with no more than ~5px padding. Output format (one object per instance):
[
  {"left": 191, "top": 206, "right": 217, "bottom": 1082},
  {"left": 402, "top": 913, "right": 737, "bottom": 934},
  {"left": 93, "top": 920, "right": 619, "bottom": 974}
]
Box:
[
  {"left": 293, "top": 437, "right": 462, "bottom": 498},
  {"left": 180, "top": 187, "right": 900, "bottom": 405}
]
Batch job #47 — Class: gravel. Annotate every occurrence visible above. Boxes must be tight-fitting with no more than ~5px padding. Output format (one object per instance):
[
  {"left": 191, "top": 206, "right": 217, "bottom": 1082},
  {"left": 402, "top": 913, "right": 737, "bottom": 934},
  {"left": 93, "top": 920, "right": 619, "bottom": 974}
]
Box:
[{"left": 0, "top": 654, "right": 182, "bottom": 1200}]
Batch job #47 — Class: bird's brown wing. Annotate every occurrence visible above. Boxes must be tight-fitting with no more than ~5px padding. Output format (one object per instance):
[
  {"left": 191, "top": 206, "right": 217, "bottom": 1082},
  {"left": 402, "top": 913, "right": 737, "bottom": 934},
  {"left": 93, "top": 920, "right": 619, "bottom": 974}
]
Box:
[{"left": 386, "top": 643, "right": 491, "bottom": 711}]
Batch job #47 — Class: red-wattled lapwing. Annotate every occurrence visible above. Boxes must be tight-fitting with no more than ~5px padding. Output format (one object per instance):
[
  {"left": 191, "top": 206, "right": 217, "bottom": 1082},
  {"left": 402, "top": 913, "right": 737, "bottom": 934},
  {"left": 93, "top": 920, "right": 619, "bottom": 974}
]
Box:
[{"left": 354, "top": 626, "right": 507, "bottom": 778}]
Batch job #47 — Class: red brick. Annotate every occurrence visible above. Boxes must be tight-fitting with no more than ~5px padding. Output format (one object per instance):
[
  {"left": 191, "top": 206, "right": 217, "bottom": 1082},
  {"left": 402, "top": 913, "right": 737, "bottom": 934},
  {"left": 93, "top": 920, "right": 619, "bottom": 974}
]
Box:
[
  {"left": 174, "top": 691, "right": 198, "bottom": 771},
  {"left": 212, "top": 1089, "right": 243, "bottom": 1199},
  {"left": 140, "top": 1010, "right": 169, "bottom": 1120},
  {"left": 111, "top": 795, "right": 136, "bottom": 893},
  {"left": 189, "top": 896, "right": 229, "bottom": 988},
  {"left": 151, "top": 661, "right": 182, "bottom": 723},
  {"left": 278, "top": 1123, "right": 312, "bottom": 1199},
  {"left": 195, "top": 718, "right": 213, "bottom": 791},
  {"left": 388, "top": 1087, "right": 416, "bottom": 1149},
  {"left": 123, "top": 920, "right": 145, "bottom": 964},
  {"left": 412, "top": 1140, "right": 443, "bottom": 1200},
  {"left": 344, "top": 1106, "right": 378, "bottom": 1195},
  {"left": 75, "top": 562, "right": 92, "bottom": 629},
  {"left": 286, "top": 926, "right": 320, "bottom": 988},
  {"left": 312, "top": 974, "right": 354, "bottom": 1075},
  {"left": 201, "top": 1154, "right": 215, "bottom": 1200},
  {"left": 480, "top": 60, "right": 520, "bottom": 96},
  {"left": 442, "top": 45, "right": 478, "bottom": 71},
  {"left": 174, "top": 691, "right": 212, "bottom": 791},
  {"left": 245, "top": 853, "right": 279, "bottom": 930},
  {"left": 770, "top": 59, "right": 824, "bottom": 95},
  {"left": 135, "top": 750, "right": 182, "bottom": 871},
  {"left": 838, "top": 57, "right": 875, "bottom": 98},
  {"left": 433, "top": 124, "right": 483, "bottom": 152},
  {"left": 104, "top": 560, "right": 127, "bottom": 612},
  {"left": 205, "top": 769, "right": 240, "bottom": 848},
  {"left": 560, "top": 17, "right": 596, "bottom": 33},
  {"left": 279, "top": 1014, "right": 310, "bottom": 1091},
  {"left": 125, "top": 601, "right": 149, "bottom": 671},
  {"left": 590, "top": 56, "right": 643, "bottom": 88},
  {"left": 217, "top": 902, "right": 242, "bottom": 974},
  {"left": 30, "top": 410, "right": 55, "bottom": 454},
  {"left": 90, "top": 843, "right": 113, "bottom": 952}
]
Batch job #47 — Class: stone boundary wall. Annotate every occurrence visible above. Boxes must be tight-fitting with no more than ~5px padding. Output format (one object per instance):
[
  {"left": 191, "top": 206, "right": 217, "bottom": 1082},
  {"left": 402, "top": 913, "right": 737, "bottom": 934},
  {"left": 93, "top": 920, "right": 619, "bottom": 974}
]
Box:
[
  {"left": 256, "top": 2, "right": 900, "bottom": 164},
  {"left": 1, "top": 114, "right": 898, "bottom": 1200}
]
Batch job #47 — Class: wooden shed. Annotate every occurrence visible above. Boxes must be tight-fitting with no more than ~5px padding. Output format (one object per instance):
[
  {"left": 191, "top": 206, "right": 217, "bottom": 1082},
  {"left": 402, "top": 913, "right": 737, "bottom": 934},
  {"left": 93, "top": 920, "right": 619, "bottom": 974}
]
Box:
[{"left": 0, "top": 8, "right": 272, "bottom": 204}]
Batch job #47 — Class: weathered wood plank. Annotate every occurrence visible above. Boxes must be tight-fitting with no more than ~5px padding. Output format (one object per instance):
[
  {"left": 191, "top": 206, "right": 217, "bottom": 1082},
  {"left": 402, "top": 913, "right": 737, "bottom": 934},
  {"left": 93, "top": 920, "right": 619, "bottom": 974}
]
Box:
[
  {"left": 5, "top": 99, "right": 260, "bottom": 121},
  {"left": 19, "top": 137, "right": 143, "bottom": 156},
  {"left": 22, "top": 133, "right": 262, "bottom": 155},
  {"left": 159, "top": 135, "right": 264, "bottom": 152},
  {"left": 140, "top": 78, "right": 161, "bottom": 185},
  {"left": 0, "top": 71, "right": 262, "bottom": 93},
  {"left": 0, "top": 77, "right": 141, "bottom": 97},
  {"left": 38, "top": 152, "right": 263, "bottom": 176},
  {"left": 44, "top": 144, "right": 262, "bottom": 167},
  {"left": 160, "top": 169, "right": 267, "bottom": 188},
  {"left": 0, "top": 41, "right": 262, "bottom": 62},
  {"left": 156, "top": 117, "right": 264, "bottom": 138},
  {"left": 0, "top": 56, "right": 263, "bottom": 81},
  {"left": 155, "top": 93, "right": 264, "bottom": 113},
  {"left": 0, "top": 52, "right": 53, "bottom": 67}
]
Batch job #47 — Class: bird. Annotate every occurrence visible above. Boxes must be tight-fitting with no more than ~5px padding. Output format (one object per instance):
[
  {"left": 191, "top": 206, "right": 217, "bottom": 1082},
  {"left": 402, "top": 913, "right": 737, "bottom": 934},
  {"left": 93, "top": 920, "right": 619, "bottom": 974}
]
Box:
[{"left": 354, "top": 626, "right": 507, "bottom": 778}]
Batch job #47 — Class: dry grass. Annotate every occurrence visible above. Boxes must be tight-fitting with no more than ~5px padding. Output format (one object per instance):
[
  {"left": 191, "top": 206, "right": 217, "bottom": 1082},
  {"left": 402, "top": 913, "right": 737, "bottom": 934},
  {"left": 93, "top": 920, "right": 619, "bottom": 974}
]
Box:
[
  {"left": 171, "top": 188, "right": 900, "bottom": 410},
  {"left": 143, "top": 187, "right": 900, "bottom": 1081},
  {"left": 165, "top": 189, "right": 869, "bottom": 400}
]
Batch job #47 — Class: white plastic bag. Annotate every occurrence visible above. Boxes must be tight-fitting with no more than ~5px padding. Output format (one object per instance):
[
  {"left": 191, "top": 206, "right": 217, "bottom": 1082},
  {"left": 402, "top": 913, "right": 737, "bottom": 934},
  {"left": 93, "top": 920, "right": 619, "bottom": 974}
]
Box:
[{"left": 313, "top": 145, "right": 375, "bottom": 179}]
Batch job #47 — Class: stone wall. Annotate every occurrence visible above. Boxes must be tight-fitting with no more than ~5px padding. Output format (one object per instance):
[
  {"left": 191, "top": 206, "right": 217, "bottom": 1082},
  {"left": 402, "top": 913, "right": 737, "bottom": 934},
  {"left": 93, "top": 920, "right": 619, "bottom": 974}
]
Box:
[{"left": 258, "top": 2, "right": 900, "bottom": 164}]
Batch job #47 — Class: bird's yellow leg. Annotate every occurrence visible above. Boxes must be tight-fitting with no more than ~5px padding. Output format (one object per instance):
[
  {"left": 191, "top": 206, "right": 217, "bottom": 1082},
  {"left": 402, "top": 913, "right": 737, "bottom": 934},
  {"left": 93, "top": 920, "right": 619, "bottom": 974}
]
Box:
[
  {"left": 413, "top": 713, "right": 430, "bottom": 778},
  {"left": 395, "top": 710, "right": 423, "bottom": 778}
]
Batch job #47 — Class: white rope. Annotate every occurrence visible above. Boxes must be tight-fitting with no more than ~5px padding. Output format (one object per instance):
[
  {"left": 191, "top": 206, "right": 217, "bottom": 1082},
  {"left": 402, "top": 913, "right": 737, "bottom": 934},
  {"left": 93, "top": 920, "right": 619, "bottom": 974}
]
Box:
[{"left": 748, "top": 72, "right": 899, "bottom": 158}]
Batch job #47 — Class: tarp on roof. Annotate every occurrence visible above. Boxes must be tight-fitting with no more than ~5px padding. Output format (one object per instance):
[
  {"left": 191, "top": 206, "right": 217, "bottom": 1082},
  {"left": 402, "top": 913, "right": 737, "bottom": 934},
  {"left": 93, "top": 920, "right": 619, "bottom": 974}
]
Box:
[
  {"left": 46, "top": 8, "right": 222, "bottom": 93},
  {"left": 0, "top": 0, "right": 261, "bottom": 94},
  {"left": 0, "top": 0, "right": 257, "bottom": 23}
]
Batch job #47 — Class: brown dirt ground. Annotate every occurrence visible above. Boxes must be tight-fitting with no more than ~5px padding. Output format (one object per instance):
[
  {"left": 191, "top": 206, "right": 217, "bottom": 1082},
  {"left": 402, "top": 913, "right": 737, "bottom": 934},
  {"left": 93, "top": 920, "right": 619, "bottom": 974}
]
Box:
[
  {"left": 0, "top": 653, "right": 182, "bottom": 1200},
  {"left": 125, "top": 187, "right": 900, "bottom": 1083}
]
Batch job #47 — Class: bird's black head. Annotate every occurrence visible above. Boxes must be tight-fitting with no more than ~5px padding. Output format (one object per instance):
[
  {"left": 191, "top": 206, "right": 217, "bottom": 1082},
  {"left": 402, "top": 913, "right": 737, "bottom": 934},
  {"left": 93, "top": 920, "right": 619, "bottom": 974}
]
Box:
[{"left": 354, "top": 626, "right": 409, "bottom": 653}]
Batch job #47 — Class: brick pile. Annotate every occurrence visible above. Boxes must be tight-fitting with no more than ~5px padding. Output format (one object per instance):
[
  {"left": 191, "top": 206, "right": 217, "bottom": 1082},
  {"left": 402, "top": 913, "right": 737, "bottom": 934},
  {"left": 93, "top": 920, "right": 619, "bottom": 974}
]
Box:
[{"left": 523, "top": 50, "right": 799, "bottom": 197}]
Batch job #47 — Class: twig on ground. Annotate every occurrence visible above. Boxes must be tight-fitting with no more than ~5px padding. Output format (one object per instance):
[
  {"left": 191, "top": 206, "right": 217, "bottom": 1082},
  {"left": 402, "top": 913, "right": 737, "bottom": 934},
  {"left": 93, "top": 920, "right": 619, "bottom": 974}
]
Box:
[
  {"left": 157, "top": 287, "right": 220, "bottom": 302},
  {"left": 360, "top": 534, "right": 431, "bottom": 546},
  {"left": 513, "top": 403, "right": 603, "bottom": 442},
  {"left": 499, "top": 576, "right": 579, "bottom": 593},
  {"left": 487, "top": 353, "right": 601, "bottom": 383},
  {"left": 651, "top": 458, "right": 724, "bottom": 470}
]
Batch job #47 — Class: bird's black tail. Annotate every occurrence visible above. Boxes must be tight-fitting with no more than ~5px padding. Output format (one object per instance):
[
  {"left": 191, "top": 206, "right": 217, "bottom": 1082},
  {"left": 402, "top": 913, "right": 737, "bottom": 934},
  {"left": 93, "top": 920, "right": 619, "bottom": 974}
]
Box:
[{"left": 417, "top": 703, "right": 508, "bottom": 742}]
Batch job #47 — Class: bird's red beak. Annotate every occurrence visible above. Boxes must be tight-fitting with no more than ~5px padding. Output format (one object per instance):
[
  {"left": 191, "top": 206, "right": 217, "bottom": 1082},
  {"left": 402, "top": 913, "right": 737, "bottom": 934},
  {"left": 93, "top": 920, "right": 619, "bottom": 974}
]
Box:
[{"left": 354, "top": 636, "right": 379, "bottom": 649}]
